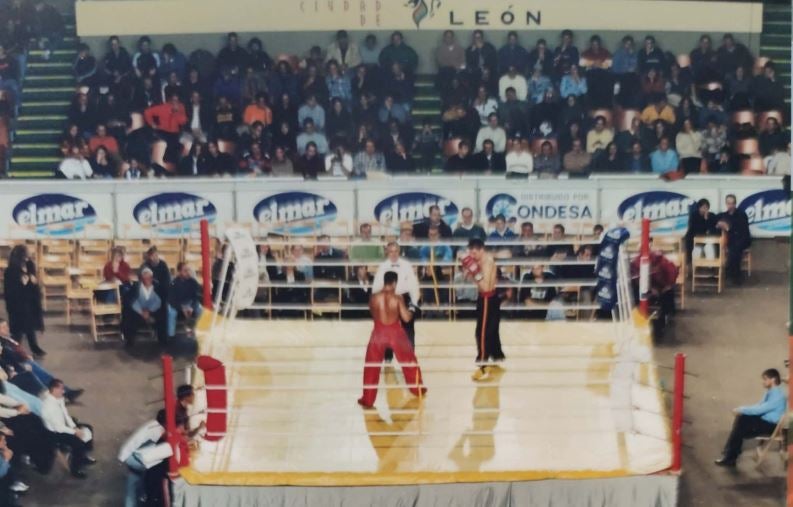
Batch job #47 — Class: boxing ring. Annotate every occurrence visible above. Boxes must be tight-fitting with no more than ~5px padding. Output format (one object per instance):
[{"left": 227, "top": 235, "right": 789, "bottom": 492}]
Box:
[{"left": 169, "top": 221, "right": 681, "bottom": 507}]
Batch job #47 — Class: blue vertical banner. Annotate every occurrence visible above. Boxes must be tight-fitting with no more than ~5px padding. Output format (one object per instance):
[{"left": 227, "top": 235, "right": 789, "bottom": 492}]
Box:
[{"left": 596, "top": 227, "right": 630, "bottom": 312}]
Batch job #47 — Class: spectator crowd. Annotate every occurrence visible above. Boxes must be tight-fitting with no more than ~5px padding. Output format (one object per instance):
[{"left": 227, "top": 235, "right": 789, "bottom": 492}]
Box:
[{"left": 0, "top": 7, "right": 788, "bottom": 180}]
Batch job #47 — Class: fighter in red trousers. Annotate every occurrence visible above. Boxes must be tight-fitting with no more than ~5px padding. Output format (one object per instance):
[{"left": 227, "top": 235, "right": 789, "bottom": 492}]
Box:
[
  {"left": 358, "top": 271, "right": 426, "bottom": 408},
  {"left": 462, "top": 238, "right": 505, "bottom": 381}
]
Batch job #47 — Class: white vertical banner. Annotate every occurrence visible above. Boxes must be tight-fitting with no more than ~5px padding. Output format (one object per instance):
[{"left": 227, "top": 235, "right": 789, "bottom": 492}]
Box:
[{"left": 224, "top": 226, "right": 259, "bottom": 309}]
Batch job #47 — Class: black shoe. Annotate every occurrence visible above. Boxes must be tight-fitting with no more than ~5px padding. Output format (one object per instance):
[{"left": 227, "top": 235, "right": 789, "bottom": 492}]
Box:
[
  {"left": 65, "top": 389, "right": 84, "bottom": 404},
  {"left": 714, "top": 457, "right": 737, "bottom": 467},
  {"left": 71, "top": 470, "right": 87, "bottom": 479},
  {"left": 31, "top": 348, "right": 46, "bottom": 357}
]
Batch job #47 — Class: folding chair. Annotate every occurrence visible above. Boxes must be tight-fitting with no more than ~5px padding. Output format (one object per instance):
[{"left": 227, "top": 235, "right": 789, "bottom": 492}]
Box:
[
  {"left": 90, "top": 284, "right": 122, "bottom": 342},
  {"left": 755, "top": 414, "right": 788, "bottom": 467},
  {"left": 691, "top": 234, "right": 725, "bottom": 293},
  {"left": 39, "top": 253, "right": 74, "bottom": 311}
]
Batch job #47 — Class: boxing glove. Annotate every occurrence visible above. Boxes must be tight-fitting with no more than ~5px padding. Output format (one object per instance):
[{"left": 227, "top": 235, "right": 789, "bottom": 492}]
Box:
[{"left": 461, "top": 255, "right": 484, "bottom": 281}]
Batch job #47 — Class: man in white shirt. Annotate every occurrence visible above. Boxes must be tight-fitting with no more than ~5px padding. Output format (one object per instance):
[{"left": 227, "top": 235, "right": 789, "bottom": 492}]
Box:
[
  {"left": 505, "top": 138, "right": 534, "bottom": 177},
  {"left": 324, "top": 146, "right": 353, "bottom": 177},
  {"left": 118, "top": 410, "right": 168, "bottom": 507},
  {"left": 475, "top": 113, "right": 507, "bottom": 153},
  {"left": 765, "top": 143, "right": 791, "bottom": 176},
  {"left": 373, "top": 241, "right": 421, "bottom": 360},
  {"left": 498, "top": 65, "right": 528, "bottom": 102},
  {"left": 57, "top": 148, "right": 93, "bottom": 180},
  {"left": 41, "top": 379, "right": 94, "bottom": 478}
]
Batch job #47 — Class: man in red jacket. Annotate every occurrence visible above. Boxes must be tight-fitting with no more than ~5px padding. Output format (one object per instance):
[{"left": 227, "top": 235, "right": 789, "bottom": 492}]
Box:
[
  {"left": 631, "top": 251, "right": 678, "bottom": 335},
  {"left": 144, "top": 93, "right": 187, "bottom": 172}
]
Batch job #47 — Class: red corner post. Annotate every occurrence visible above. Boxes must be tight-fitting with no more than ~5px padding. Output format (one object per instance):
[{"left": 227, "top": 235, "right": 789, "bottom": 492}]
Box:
[
  {"left": 200, "top": 219, "right": 212, "bottom": 309},
  {"left": 671, "top": 352, "right": 686, "bottom": 472},
  {"left": 639, "top": 217, "right": 651, "bottom": 317},
  {"left": 161, "top": 354, "right": 179, "bottom": 475}
]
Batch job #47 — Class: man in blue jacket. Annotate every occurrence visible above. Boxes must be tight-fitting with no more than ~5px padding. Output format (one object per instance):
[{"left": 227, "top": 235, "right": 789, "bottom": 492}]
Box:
[{"left": 715, "top": 368, "right": 786, "bottom": 466}]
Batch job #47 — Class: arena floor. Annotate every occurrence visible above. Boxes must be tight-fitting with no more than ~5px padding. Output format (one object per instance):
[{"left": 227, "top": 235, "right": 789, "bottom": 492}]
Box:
[{"left": 5, "top": 239, "right": 788, "bottom": 507}]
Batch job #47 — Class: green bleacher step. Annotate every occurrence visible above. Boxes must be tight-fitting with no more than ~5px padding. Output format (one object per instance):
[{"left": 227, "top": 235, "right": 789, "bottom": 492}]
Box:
[
  {"left": 7, "top": 170, "right": 58, "bottom": 179},
  {"left": 12, "top": 143, "right": 60, "bottom": 157},
  {"left": 762, "top": 21, "right": 791, "bottom": 35},
  {"left": 27, "top": 49, "right": 77, "bottom": 63},
  {"left": 15, "top": 129, "right": 62, "bottom": 142},
  {"left": 10, "top": 156, "right": 61, "bottom": 173},
  {"left": 22, "top": 86, "right": 76, "bottom": 100},
  {"left": 16, "top": 116, "right": 68, "bottom": 129},
  {"left": 22, "top": 101, "right": 71, "bottom": 115},
  {"left": 24, "top": 75, "right": 75, "bottom": 87},
  {"left": 761, "top": 47, "right": 791, "bottom": 59}
]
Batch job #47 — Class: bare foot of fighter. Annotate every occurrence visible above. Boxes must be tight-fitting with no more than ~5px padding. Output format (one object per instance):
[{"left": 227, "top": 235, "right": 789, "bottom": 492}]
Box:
[
  {"left": 358, "top": 271, "right": 426, "bottom": 408},
  {"left": 462, "top": 239, "right": 506, "bottom": 382}
]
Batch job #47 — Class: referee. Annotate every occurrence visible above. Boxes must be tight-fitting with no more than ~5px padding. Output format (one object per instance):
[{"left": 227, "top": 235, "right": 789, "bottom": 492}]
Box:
[{"left": 372, "top": 241, "right": 421, "bottom": 361}]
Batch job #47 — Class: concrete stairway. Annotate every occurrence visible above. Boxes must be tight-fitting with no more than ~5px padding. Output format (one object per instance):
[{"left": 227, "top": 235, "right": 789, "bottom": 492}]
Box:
[
  {"left": 10, "top": 15, "right": 77, "bottom": 177},
  {"left": 760, "top": 1, "right": 791, "bottom": 110}
]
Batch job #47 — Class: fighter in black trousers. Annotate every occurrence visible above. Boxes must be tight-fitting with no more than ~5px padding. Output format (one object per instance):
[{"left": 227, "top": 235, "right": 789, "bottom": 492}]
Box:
[{"left": 462, "top": 239, "right": 505, "bottom": 381}]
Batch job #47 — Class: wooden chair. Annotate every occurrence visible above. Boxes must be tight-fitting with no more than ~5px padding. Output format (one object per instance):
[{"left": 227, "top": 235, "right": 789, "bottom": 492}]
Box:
[
  {"left": 77, "top": 239, "right": 111, "bottom": 259},
  {"left": 113, "top": 239, "right": 149, "bottom": 268},
  {"left": 90, "top": 284, "right": 123, "bottom": 342},
  {"left": 66, "top": 267, "right": 102, "bottom": 325},
  {"left": 310, "top": 281, "right": 342, "bottom": 320},
  {"left": 651, "top": 236, "right": 686, "bottom": 310},
  {"left": 40, "top": 239, "right": 74, "bottom": 258},
  {"left": 39, "top": 253, "right": 73, "bottom": 310},
  {"left": 691, "top": 234, "right": 725, "bottom": 293},
  {"left": 742, "top": 249, "right": 752, "bottom": 277},
  {"left": 151, "top": 238, "right": 183, "bottom": 273},
  {"left": 754, "top": 414, "right": 787, "bottom": 467}
]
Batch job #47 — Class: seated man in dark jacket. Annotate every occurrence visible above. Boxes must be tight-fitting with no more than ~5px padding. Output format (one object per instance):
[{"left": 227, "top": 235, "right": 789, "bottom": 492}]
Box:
[
  {"left": 122, "top": 268, "right": 165, "bottom": 346},
  {"left": 716, "top": 194, "right": 751, "bottom": 285},
  {"left": 167, "top": 262, "right": 203, "bottom": 340}
]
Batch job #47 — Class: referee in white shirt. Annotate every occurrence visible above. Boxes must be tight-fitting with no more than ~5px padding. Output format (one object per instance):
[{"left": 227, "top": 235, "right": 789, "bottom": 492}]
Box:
[{"left": 372, "top": 241, "right": 421, "bottom": 361}]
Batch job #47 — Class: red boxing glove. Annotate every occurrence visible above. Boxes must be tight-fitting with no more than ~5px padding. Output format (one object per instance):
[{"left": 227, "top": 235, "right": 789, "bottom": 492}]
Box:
[{"left": 461, "top": 255, "right": 483, "bottom": 281}]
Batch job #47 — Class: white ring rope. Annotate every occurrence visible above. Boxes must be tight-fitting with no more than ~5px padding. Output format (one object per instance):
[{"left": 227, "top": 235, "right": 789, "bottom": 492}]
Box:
[{"left": 203, "top": 380, "right": 663, "bottom": 391}]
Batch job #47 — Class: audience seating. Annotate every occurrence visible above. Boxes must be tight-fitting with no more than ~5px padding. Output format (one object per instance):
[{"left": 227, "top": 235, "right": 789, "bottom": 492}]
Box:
[
  {"left": 90, "top": 284, "right": 122, "bottom": 342},
  {"left": 691, "top": 234, "right": 726, "bottom": 293},
  {"left": 754, "top": 413, "right": 787, "bottom": 466},
  {"left": 39, "top": 253, "right": 73, "bottom": 310}
]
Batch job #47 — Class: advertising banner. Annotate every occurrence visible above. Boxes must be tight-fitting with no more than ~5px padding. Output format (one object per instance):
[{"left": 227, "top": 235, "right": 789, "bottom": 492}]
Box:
[
  {"left": 236, "top": 188, "right": 355, "bottom": 236},
  {"left": 0, "top": 191, "right": 114, "bottom": 239},
  {"left": 734, "top": 188, "right": 791, "bottom": 238},
  {"left": 479, "top": 187, "right": 597, "bottom": 232},
  {"left": 600, "top": 187, "right": 720, "bottom": 236},
  {"left": 358, "top": 186, "right": 476, "bottom": 233},
  {"left": 77, "top": 0, "right": 762, "bottom": 36},
  {"left": 117, "top": 190, "right": 232, "bottom": 238}
]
